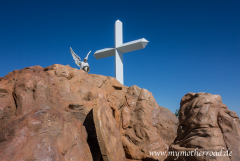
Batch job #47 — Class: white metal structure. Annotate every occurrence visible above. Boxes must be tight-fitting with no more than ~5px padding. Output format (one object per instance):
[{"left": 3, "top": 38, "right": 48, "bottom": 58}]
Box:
[{"left": 94, "top": 20, "right": 149, "bottom": 84}]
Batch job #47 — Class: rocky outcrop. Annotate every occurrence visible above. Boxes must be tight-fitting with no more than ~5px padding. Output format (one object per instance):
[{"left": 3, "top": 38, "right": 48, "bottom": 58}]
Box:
[
  {"left": 0, "top": 64, "right": 178, "bottom": 161},
  {"left": 122, "top": 87, "right": 178, "bottom": 161},
  {"left": 167, "top": 93, "right": 240, "bottom": 161}
]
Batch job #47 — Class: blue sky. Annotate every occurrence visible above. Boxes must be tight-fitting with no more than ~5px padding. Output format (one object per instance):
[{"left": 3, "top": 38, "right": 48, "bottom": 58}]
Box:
[{"left": 0, "top": 0, "right": 239, "bottom": 116}]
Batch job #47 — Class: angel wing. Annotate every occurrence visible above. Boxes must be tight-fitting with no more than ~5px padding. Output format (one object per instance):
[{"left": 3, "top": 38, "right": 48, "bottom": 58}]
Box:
[
  {"left": 70, "top": 47, "right": 81, "bottom": 67},
  {"left": 84, "top": 51, "right": 91, "bottom": 60}
]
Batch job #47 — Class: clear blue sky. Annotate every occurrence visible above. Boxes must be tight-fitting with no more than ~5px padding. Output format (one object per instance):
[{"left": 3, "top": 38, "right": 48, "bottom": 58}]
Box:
[{"left": 0, "top": 0, "right": 239, "bottom": 116}]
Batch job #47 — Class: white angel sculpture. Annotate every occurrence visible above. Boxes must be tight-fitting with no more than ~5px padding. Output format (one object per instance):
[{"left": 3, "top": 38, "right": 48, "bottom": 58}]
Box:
[{"left": 70, "top": 47, "right": 91, "bottom": 72}]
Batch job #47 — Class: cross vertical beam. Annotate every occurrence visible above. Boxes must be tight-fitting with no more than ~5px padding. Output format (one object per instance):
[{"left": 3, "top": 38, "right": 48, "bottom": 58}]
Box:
[{"left": 115, "top": 20, "right": 124, "bottom": 84}]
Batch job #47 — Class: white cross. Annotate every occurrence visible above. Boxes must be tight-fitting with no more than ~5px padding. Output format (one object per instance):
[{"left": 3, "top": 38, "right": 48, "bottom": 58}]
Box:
[{"left": 94, "top": 20, "right": 149, "bottom": 84}]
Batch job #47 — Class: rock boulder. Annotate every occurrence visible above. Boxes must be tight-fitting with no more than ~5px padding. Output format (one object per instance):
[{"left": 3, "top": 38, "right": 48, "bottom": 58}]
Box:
[
  {"left": 167, "top": 92, "right": 240, "bottom": 161},
  {"left": 0, "top": 64, "right": 178, "bottom": 161}
]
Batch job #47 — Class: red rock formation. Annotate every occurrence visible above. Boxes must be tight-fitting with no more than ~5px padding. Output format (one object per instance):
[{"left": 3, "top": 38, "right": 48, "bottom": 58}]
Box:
[
  {"left": 0, "top": 64, "right": 178, "bottom": 161},
  {"left": 167, "top": 93, "right": 240, "bottom": 161},
  {"left": 122, "top": 87, "right": 178, "bottom": 161}
]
